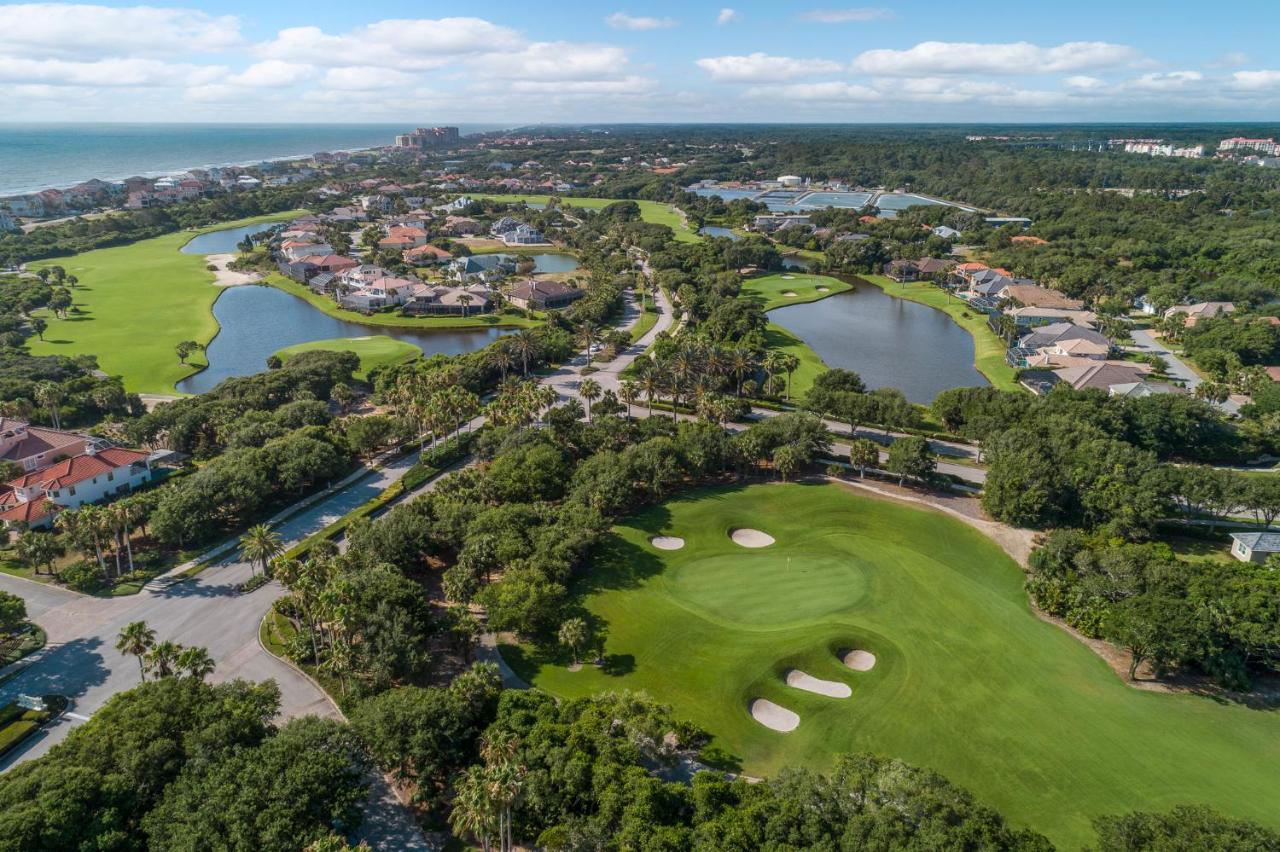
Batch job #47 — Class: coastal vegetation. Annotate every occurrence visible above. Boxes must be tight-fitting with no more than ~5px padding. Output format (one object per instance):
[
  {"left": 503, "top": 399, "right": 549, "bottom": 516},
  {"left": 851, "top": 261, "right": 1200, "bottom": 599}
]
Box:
[{"left": 470, "top": 193, "right": 702, "bottom": 242}]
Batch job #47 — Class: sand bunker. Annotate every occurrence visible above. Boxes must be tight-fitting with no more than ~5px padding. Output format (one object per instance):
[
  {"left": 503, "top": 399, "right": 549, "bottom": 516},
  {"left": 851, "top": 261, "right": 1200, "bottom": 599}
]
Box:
[
  {"left": 816, "top": 286, "right": 830, "bottom": 292},
  {"left": 781, "top": 290, "right": 798, "bottom": 297},
  {"left": 782, "top": 274, "right": 795, "bottom": 279},
  {"left": 843, "top": 650, "right": 877, "bottom": 671},
  {"left": 786, "top": 669, "right": 851, "bottom": 698},
  {"left": 650, "top": 536, "right": 685, "bottom": 551},
  {"left": 750, "top": 699, "right": 800, "bottom": 732},
  {"left": 730, "top": 528, "right": 775, "bottom": 548}
]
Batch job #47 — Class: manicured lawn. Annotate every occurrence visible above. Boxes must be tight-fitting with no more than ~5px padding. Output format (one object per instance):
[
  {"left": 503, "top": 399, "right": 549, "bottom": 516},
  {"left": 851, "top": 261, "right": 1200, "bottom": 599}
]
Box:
[
  {"left": 510, "top": 483, "right": 1280, "bottom": 848},
  {"left": 1, "top": 624, "right": 45, "bottom": 668},
  {"left": 274, "top": 335, "right": 420, "bottom": 380},
  {"left": 860, "top": 274, "right": 1023, "bottom": 392},
  {"left": 28, "top": 211, "right": 306, "bottom": 394},
  {"left": 762, "top": 323, "right": 826, "bottom": 400},
  {"left": 471, "top": 194, "right": 702, "bottom": 243},
  {"left": 741, "top": 272, "right": 853, "bottom": 312},
  {"left": 264, "top": 274, "right": 542, "bottom": 330}
]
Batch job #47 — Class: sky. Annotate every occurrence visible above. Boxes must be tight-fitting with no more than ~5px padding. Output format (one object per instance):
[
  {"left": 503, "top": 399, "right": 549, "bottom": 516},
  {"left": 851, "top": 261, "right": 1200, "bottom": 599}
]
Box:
[{"left": 2, "top": 1, "right": 1280, "bottom": 124}]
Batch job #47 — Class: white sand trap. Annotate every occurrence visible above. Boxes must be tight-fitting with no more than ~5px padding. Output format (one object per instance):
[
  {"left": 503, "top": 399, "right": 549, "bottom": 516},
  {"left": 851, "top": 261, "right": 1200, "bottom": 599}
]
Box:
[
  {"left": 782, "top": 274, "right": 795, "bottom": 279},
  {"left": 730, "top": 528, "right": 775, "bottom": 548},
  {"left": 750, "top": 699, "right": 800, "bottom": 732},
  {"left": 816, "top": 286, "right": 830, "bottom": 292},
  {"left": 650, "top": 536, "right": 685, "bottom": 551},
  {"left": 781, "top": 290, "right": 798, "bottom": 297},
  {"left": 843, "top": 650, "right": 877, "bottom": 671},
  {"left": 786, "top": 669, "right": 851, "bottom": 698}
]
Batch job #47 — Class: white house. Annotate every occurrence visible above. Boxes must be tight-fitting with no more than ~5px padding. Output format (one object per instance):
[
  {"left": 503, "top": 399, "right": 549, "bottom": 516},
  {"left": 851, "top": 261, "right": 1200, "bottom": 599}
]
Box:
[
  {"left": 1229, "top": 532, "right": 1280, "bottom": 565},
  {"left": 0, "top": 446, "right": 153, "bottom": 532}
]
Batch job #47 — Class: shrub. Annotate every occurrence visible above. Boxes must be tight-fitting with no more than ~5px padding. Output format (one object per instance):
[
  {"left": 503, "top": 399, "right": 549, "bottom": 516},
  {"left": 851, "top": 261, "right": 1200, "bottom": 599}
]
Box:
[{"left": 59, "top": 561, "right": 105, "bottom": 593}]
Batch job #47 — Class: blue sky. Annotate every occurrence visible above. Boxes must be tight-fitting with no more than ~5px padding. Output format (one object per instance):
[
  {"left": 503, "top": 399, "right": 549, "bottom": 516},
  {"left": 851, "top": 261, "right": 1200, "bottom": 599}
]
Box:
[{"left": 2, "top": 1, "right": 1279, "bottom": 123}]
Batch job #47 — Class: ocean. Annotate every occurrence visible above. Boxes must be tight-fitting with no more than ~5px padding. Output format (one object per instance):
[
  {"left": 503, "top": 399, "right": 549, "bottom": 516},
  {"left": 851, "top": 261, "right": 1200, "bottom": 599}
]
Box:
[{"left": 0, "top": 123, "right": 509, "bottom": 197}]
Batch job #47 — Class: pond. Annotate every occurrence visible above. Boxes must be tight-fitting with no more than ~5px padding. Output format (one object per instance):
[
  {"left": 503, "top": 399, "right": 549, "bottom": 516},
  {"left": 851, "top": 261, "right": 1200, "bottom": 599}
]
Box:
[
  {"left": 181, "top": 224, "right": 279, "bottom": 254},
  {"left": 781, "top": 256, "right": 812, "bottom": 271},
  {"left": 176, "top": 285, "right": 503, "bottom": 394},
  {"left": 471, "top": 252, "right": 579, "bottom": 273},
  {"left": 699, "top": 226, "right": 741, "bottom": 240},
  {"left": 770, "top": 276, "right": 989, "bottom": 404}
]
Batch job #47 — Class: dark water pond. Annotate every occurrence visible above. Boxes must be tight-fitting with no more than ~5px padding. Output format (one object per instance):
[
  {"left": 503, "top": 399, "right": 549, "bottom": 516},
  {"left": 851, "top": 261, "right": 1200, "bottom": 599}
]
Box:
[
  {"left": 177, "top": 286, "right": 502, "bottom": 394},
  {"left": 181, "top": 224, "right": 277, "bottom": 254},
  {"left": 699, "top": 226, "right": 741, "bottom": 240},
  {"left": 770, "top": 277, "right": 989, "bottom": 404},
  {"left": 472, "top": 252, "right": 579, "bottom": 273}
]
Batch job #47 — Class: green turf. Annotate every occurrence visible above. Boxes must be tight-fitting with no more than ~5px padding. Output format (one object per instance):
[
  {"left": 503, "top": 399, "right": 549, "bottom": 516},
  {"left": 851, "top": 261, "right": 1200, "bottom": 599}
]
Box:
[
  {"left": 740, "top": 272, "right": 853, "bottom": 312},
  {"left": 28, "top": 211, "right": 306, "bottom": 394},
  {"left": 860, "top": 274, "right": 1023, "bottom": 392},
  {"left": 274, "top": 335, "right": 420, "bottom": 380},
  {"left": 470, "top": 194, "right": 702, "bottom": 243},
  {"left": 762, "top": 323, "right": 827, "bottom": 400},
  {"left": 510, "top": 483, "right": 1280, "bottom": 847}
]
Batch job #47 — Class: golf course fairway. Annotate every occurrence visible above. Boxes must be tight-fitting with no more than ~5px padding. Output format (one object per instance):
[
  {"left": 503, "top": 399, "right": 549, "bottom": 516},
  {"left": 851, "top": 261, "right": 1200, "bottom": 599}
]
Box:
[{"left": 508, "top": 482, "right": 1280, "bottom": 847}]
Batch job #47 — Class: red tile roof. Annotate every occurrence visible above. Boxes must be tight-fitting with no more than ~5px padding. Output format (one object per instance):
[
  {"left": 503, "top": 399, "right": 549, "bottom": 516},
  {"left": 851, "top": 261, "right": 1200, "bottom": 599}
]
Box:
[
  {"left": 0, "top": 495, "right": 53, "bottom": 524},
  {"left": 7, "top": 447, "right": 149, "bottom": 492}
]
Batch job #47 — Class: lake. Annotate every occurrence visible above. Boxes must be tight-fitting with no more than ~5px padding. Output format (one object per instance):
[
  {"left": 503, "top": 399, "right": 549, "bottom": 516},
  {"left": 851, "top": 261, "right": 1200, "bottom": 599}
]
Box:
[
  {"left": 471, "top": 252, "right": 579, "bottom": 273},
  {"left": 177, "top": 285, "right": 503, "bottom": 394},
  {"left": 181, "top": 224, "right": 280, "bottom": 254},
  {"left": 699, "top": 226, "right": 741, "bottom": 240},
  {"left": 770, "top": 276, "right": 989, "bottom": 404}
]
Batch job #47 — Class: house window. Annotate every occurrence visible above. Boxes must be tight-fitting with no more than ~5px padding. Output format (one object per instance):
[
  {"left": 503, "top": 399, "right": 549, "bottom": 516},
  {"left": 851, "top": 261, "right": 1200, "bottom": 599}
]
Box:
[
  {"left": 68, "top": 486, "right": 76, "bottom": 496},
  {"left": 107, "top": 472, "right": 114, "bottom": 482}
]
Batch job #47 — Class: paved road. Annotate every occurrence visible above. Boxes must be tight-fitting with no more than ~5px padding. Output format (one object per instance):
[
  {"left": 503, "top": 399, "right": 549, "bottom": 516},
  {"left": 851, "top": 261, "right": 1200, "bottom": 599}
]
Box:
[{"left": 1129, "top": 328, "right": 1240, "bottom": 414}]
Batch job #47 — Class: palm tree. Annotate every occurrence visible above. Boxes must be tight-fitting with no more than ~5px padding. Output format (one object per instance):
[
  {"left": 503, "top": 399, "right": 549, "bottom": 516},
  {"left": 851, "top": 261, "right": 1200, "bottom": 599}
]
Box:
[
  {"left": 781, "top": 354, "right": 800, "bottom": 402},
  {"left": 558, "top": 617, "right": 588, "bottom": 666},
  {"left": 176, "top": 646, "right": 215, "bottom": 680},
  {"left": 510, "top": 330, "right": 539, "bottom": 376},
  {"left": 240, "top": 524, "right": 283, "bottom": 578},
  {"left": 579, "top": 378, "right": 602, "bottom": 422},
  {"left": 145, "top": 640, "right": 182, "bottom": 679},
  {"left": 640, "top": 371, "right": 661, "bottom": 417},
  {"left": 15, "top": 531, "right": 58, "bottom": 576},
  {"left": 33, "top": 381, "right": 64, "bottom": 429},
  {"left": 480, "top": 738, "right": 526, "bottom": 852},
  {"left": 450, "top": 766, "right": 500, "bottom": 852},
  {"left": 578, "top": 323, "right": 599, "bottom": 363},
  {"left": 458, "top": 292, "right": 473, "bottom": 318},
  {"left": 488, "top": 346, "right": 515, "bottom": 381},
  {"left": 618, "top": 380, "right": 640, "bottom": 419},
  {"left": 116, "top": 620, "right": 156, "bottom": 682}
]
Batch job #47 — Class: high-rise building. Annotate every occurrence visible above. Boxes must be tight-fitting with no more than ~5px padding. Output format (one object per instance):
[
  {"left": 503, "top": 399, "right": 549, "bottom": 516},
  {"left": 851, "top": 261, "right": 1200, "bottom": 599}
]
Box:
[{"left": 394, "top": 127, "right": 461, "bottom": 149}]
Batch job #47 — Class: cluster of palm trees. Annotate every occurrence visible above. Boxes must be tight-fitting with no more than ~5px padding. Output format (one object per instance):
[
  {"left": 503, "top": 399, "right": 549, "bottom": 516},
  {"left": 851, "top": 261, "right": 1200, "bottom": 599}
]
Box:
[
  {"left": 622, "top": 340, "right": 801, "bottom": 417},
  {"left": 45, "top": 496, "right": 147, "bottom": 579},
  {"left": 450, "top": 737, "right": 527, "bottom": 852},
  {"left": 272, "top": 549, "right": 369, "bottom": 695},
  {"left": 386, "top": 369, "right": 483, "bottom": 447},
  {"left": 115, "top": 620, "right": 215, "bottom": 682},
  {"left": 486, "top": 379, "right": 557, "bottom": 429}
]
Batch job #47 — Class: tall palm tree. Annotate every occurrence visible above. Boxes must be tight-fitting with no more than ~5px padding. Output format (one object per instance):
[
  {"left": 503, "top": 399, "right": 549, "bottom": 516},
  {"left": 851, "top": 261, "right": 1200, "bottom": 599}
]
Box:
[
  {"left": 510, "top": 330, "right": 539, "bottom": 376},
  {"left": 487, "top": 346, "right": 515, "bottom": 381},
  {"left": 781, "top": 353, "right": 801, "bottom": 402},
  {"left": 578, "top": 323, "right": 599, "bottom": 363},
  {"left": 640, "top": 371, "right": 661, "bottom": 417},
  {"left": 145, "top": 640, "right": 182, "bottom": 679},
  {"left": 15, "top": 532, "right": 58, "bottom": 576},
  {"left": 240, "top": 524, "right": 283, "bottom": 578},
  {"left": 579, "top": 378, "right": 602, "bottom": 422},
  {"left": 116, "top": 620, "right": 155, "bottom": 682},
  {"left": 618, "top": 380, "right": 640, "bottom": 419},
  {"left": 450, "top": 766, "right": 499, "bottom": 852},
  {"left": 34, "top": 381, "right": 64, "bottom": 429},
  {"left": 176, "top": 646, "right": 216, "bottom": 680},
  {"left": 458, "top": 292, "right": 473, "bottom": 318},
  {"left": 558, "top": 617, "right": 588, "bottom": 666}
]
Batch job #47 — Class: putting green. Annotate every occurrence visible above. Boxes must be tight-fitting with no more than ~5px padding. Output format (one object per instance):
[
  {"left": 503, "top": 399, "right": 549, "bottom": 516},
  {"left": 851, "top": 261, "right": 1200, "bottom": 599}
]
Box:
[
  {"left": 510, "top": 483, "right": 1280, "bottom": 847},
  {"left": 274, "top": 335, "right": 420, "bottom": 380}
]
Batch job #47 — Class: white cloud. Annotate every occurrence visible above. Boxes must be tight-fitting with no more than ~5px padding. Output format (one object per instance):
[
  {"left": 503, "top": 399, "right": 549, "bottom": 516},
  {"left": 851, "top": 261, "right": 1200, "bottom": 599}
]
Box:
[
  {"left": 0, "top": 4, "right": 241, "bottom": 59},
  {"left": 853, "top": 40, "right": 1140, "bottom": 76},
  {"left": 744, "top": 81, "right": 881, "bottom": 102},
  {"left": 508, "top": 77, "right": 655, "bottom": 95},
  {"left": 1128, "top": 71, "right": 1203, "bottom": 92},
  {"left": 256, "top": 18, "right": 520, "bottom": 70},
  {"left": 1064, "top": 75, "right": 1106, "bottom": 90},
  {"left": 696, "top": 53, "right": 844, "bottom": 82},
  {"left": 717, "top": 8, "right": 740, "bottom": 25},
  {"left": 0, "top": 57, "right": 225, "bottom": 87},
  {"left": 320, "top": 66, "right": 417, "bottom": 91},
  {"left": 475, "top": 42, "right": 633, "bottom": 82},
  {"left": 1230, "top": 70, "right": 1280, "bottom": 90},
  {"left": 225, "top": 60, "right": 312, "bottom": 88},
  {"left": 604, "top": 12, "right": 676, "bottom": 30},
  {"left": 799, "top": 8, "right": 891, "bottom": 23}
]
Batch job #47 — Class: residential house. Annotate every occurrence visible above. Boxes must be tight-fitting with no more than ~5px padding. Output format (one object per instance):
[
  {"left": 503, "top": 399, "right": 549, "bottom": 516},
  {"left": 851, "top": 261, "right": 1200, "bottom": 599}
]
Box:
[
  {"left": 404, "top": 284, "right": 493, "bottom": 316},
  {"left": 506, "top": 279, "right": 584, "bottom": 311},
  {"left": 501, "top": 224, "right": 546, "bottom": 246},
  {"left": 490, "top": 216, "right": 523, "bottom": 237},
  {"left": 0, "top": 446, "right": 154, "bottom": 533},
  {"left": 403, "top": 245, "right": 454, "bottom": 265},
  {"left": 1229, "top": 532, "right": 1280, "bottom": 564},
  {"left": 442, "top": 216, "right": 483, "bottom": 236},
  {"left": 1001, "top": 284, "right": 1085, "bottom": 311},
  {"left": 1050, "top": 362, "right": 1150, "bottom": 393},
  {"left": 281, "top": 253, "right": 358, "bottom": 282},
  {"left": 1109, "top": 381, "right": 1185, "bottom": 399},
  {"left": 883, "top": 257, "right": 953, "bottom": 283},
  {"left": 0, "top": 418, "right": 94, "bottom": 472},
  {"left": 1165, "top": 301, "right": 1236, "bottom": 326},
  {"left": 378, "top": 226, "right": 430, "bottom": 251},
  {"left": 1134, "top": 295, "right": 1160, "bottom": 316},
  {"left": 932, "top": 225, "right": 961, "bottom": 239},
  {"left": 1004, "top": 306, "right": 1099, "bottom": 328},
  {"left": 754, "top": 213, "right": 811, "bottom": 233}
]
